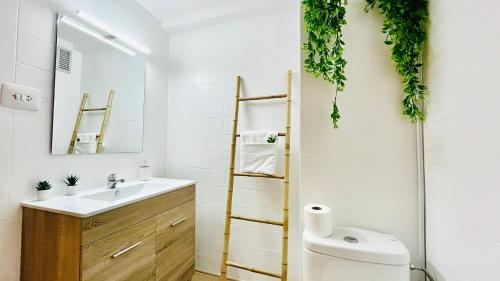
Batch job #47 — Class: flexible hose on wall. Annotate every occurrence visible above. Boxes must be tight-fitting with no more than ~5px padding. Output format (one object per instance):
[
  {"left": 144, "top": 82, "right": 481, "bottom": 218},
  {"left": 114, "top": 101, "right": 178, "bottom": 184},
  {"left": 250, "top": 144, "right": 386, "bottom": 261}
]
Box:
[{"left": 410, "top": 264, "right": 436, "bottom": 281}]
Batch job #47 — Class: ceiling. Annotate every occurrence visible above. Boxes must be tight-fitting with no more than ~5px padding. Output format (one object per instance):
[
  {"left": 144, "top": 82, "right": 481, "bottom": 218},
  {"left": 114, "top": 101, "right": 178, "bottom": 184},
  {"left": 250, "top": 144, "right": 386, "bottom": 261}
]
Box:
[{"left": 135, "top": 0, "right": 291, "bottom": 32}]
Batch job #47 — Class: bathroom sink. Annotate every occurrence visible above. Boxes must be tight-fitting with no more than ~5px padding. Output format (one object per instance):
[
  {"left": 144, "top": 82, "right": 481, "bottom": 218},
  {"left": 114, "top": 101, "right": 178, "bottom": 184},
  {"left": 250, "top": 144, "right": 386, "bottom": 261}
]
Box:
[
  {"left": 21, "top": 178, "right": 196, "bottom": 217},
  {"left": 82, "top": 182, "right": 145, "bottom": 202}
]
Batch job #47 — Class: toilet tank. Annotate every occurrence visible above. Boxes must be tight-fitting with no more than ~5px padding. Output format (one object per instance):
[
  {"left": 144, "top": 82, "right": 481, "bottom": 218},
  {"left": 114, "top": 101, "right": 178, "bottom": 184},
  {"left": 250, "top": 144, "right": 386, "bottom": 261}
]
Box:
[{"left": 302, "top": 226, "right": 410, "bottom": 281}]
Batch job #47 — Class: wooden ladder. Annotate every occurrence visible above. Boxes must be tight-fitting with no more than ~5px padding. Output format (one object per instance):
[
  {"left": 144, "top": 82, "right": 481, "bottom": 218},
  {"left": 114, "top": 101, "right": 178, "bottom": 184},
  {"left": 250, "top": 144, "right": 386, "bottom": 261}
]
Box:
[
  {"left": 220, "top": 70, "right": 292, "bottom": 280},
  {"left": 68, "top": 90, "right": 115, "bottom": 154}
]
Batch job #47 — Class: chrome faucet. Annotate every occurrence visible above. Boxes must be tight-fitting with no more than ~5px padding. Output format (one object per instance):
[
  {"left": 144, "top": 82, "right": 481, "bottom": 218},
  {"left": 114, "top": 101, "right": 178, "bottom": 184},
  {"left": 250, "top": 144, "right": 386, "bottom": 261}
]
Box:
[{"left": 107, "top": 173, "right": 125, "bottom": 189}]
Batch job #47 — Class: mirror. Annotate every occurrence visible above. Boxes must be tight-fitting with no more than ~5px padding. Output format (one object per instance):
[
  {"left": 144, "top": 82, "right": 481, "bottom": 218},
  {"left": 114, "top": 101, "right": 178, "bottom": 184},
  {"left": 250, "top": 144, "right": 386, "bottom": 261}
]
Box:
[{"left": 51, "top": 13, "right": 146, "bottom": 155}]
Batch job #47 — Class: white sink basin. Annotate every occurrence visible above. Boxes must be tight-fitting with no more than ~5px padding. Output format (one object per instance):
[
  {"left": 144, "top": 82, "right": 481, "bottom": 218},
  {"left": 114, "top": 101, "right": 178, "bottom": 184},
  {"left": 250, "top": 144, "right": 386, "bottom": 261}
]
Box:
[
  {"left": 21, "top": 178, "right": 196, "bottom": 218},
  {"left": 82, "top": 183, "right": 145, "bottom": 202}
]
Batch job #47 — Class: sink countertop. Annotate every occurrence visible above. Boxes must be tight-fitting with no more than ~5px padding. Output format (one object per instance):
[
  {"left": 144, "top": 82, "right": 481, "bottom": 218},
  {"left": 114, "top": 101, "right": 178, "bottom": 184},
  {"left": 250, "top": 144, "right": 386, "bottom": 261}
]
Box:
[{"left": 21, "top": 178, "right": 196, "bottom": 218}]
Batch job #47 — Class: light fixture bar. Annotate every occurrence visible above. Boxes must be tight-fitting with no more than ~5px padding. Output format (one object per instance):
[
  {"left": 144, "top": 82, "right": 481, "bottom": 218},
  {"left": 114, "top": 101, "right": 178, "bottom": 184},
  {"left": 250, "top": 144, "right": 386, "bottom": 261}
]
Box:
[
  {"left": 76, "top": 10, "right": 151, "bottom": 55},
  {"left": 60, "top": 15, "right": 136, "bottom": 56}
]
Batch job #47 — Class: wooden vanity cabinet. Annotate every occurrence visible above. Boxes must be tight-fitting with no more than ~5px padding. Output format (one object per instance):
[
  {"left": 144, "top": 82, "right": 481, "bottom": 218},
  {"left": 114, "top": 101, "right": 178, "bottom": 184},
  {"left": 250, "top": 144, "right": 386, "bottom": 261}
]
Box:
[{"left": 21, "top": 185, "right": 195, "bottom": 281}]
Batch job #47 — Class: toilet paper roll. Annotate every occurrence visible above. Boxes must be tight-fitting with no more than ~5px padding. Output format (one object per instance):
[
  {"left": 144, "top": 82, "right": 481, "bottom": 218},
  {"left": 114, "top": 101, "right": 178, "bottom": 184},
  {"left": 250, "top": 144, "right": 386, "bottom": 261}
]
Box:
[{"left": 304, "top": 204, "right": 333, "bottom": 238}]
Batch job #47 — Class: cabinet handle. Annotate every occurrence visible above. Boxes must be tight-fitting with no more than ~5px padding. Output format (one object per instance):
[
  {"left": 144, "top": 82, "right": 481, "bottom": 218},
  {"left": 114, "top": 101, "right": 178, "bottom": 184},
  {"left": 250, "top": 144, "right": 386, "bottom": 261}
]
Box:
[
  {"left": 170, "top": 216, "right": 188, "bottom": 227},
  {"left": 111, "top": 241, "right": 142, "bottom": 259}
]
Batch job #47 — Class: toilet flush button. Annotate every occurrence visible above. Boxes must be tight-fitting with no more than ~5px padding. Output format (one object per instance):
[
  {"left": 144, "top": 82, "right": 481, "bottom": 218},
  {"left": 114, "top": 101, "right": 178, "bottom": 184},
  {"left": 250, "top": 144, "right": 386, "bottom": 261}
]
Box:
[{"left": 344, "top": 236, "right": 359, "bottom": 243}]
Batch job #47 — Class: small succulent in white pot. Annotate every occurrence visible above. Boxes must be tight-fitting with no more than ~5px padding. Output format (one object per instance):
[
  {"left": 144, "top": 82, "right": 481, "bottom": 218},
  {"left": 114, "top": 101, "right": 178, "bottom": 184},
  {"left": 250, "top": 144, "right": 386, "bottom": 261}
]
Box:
[
  {"left": 63, "top": 174, "right": 80, "bottom": 196},
  {"left": 35, "top": 181, "right": 52, "bottom": 201}
]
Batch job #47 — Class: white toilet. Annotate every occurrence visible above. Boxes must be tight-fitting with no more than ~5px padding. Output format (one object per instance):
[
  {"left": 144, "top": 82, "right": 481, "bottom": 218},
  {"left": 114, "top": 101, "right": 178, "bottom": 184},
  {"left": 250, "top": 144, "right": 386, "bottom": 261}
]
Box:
[{"left": 302, "top": 226, "right": 410, "bottom": 281}]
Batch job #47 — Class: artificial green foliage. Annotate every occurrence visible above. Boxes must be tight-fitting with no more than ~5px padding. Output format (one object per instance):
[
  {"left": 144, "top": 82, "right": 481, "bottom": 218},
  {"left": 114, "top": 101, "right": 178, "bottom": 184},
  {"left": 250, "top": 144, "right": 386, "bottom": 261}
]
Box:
[
  {"left": 303, "top": 0, "right": 347, "bottom": 128},
  {"left": 364, "top": 0, "right": 429, "bottom": 122},
  {"left": 36, "top": 181, "right": 52, "bottom": 191},
  {"left": 64, "top": 174, "right": 80, "bottom": 186},
  {"left": 267, "top": 135, "right": 278, "bottom": 144}
]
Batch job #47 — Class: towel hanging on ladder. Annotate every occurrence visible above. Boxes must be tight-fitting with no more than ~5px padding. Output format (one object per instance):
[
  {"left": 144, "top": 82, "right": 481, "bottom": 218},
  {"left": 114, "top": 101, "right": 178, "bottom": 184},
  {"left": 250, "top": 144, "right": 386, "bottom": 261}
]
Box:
[
  {"left": 239, "top": 130, "right": 279, "bottom": 175},
  {"left": 74, "top": 133, "right": 97, "bottom": 154}
]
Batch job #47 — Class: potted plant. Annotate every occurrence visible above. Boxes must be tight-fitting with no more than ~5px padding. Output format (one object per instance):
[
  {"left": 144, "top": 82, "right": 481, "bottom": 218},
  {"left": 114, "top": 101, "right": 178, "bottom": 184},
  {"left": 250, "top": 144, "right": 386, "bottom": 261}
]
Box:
[
  {"left": 35, "top": 181, "right": 52, "bottom": 201},
  {"left": 63, "top": 174, "right": 80, "bottom": 196}
]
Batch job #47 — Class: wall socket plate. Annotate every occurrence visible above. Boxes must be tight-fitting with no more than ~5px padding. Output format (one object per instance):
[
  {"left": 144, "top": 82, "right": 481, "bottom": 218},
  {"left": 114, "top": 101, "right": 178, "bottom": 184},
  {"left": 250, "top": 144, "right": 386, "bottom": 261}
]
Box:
[{"left": 1, "top": 82, "right": 41, "bottom": 111}]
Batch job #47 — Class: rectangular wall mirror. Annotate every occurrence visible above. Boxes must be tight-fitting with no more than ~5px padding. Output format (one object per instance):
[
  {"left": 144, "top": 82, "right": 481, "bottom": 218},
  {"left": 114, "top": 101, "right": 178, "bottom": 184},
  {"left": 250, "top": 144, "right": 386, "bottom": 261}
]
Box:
[{"left": 51, "top": 13, "right": 146, "bottom": 155}]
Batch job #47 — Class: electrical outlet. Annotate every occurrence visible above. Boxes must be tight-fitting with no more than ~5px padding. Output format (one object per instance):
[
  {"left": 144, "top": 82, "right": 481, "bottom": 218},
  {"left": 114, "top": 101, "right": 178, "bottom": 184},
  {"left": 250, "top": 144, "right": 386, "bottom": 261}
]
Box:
[{"left": 0, "top": 83, "right": 41, "bottom": 111}]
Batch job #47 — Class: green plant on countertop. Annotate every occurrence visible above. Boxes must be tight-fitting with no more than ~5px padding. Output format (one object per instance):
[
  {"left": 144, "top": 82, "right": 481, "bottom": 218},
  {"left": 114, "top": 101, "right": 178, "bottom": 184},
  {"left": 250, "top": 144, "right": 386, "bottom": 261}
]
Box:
[
  {"left": 63, "top": 174, "right": 80, "bottom": 187},
  {"left": 364, "top": 0, "right": 429, "bottom": 122},
  {"left": 303, "top": 0, "right": 348, "bottom": 128},
  {"left": 35, "top": 181, "right": 52, "bottom": 191},
  {"left": 267, "top": 135, "right": 278, "bottom": 144}
]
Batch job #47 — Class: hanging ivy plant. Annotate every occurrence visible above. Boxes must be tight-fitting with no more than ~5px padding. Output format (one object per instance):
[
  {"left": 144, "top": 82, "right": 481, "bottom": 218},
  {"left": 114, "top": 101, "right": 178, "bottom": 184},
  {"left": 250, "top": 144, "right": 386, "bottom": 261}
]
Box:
[
  {"left": 364, "top": 0, "right": 429, "bottom": 122},
  {"left": 303, "top": 0, "right": 347, "bottom": 128}
]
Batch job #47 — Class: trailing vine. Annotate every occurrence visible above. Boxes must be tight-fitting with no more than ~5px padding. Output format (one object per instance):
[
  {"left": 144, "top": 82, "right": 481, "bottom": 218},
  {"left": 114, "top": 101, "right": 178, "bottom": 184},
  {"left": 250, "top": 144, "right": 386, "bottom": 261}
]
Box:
[
  {"left": 303, "top": 0, "right": 347, "bottom": 128},
  {"left": 365, "top": 0, "right": 429, "bottom": 122}
]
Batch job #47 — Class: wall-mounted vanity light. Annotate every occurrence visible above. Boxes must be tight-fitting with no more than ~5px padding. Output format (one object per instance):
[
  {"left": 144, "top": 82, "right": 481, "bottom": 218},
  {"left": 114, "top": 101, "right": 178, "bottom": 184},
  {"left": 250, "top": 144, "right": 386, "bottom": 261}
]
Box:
[
  {"left": 76, "top": 10, "right": 151, "bottom": 55},
  {"left": 59, "top": 15, "right": 137, "bottom": 56},
  {"left": 58, "top": 10, "right": 151, "bottom": 57}
]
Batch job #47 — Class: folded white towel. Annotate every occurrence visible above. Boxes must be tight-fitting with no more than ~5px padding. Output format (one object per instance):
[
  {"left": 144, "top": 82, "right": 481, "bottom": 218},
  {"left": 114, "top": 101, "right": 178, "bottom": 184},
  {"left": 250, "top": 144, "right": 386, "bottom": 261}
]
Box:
[
  {"left": 240, "top": 131, "right": 279, "bottom": 175},
  {"left": 77, "top": 133, "right": 97, "bottom": 144},
  {"left": 74, "top": 133, "right": 97, "bottom": 154}
]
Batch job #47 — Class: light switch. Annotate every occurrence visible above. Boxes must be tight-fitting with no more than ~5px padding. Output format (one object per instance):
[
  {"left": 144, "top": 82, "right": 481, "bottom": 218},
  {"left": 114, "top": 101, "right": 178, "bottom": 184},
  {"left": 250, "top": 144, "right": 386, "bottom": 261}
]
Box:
[{"left": 0, "top": 83, "right": 41, "bottom": 111}]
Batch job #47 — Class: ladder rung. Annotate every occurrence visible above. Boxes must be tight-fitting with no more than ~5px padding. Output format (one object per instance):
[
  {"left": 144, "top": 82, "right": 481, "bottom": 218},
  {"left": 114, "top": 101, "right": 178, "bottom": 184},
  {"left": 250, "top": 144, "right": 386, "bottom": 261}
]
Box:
[
  {"left": 82, "top": 107, "right": 107, "bottom": 112},
  {"left": 233, "top": 172, "right": 284, "bottom": 179},
  {"left": 236, "top": 133, "right": 286, "bottom": 137},
  {"left": 226, "top": 261, "right": 281, "bottom": 278},
  {"left": 238, "top": 94, "right": 287, "bottom": 101},
  {"left": 230, "top": 215, "right": 283, "bottom": 226}
]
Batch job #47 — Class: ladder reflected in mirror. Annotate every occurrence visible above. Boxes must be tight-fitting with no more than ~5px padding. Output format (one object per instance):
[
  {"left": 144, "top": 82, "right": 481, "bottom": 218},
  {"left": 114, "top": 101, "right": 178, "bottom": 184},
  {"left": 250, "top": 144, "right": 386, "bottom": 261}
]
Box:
[{"left": 67, "top": 90, "right": 114, "bottom": 154}]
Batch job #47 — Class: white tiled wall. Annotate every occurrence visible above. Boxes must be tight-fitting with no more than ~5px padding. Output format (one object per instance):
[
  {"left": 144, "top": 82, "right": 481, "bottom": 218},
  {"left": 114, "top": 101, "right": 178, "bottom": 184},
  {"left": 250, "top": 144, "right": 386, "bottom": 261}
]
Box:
[
  {"left": 300, "top": 0, "right": 421, "bottom": 279},
  {"left": 0, "top": 0, "right": 169, "bottom": 280},
  {"left": 425, "top": 0, "right": 500, "bottom": 280},
  {"left": 167, "top": 3, "right": 301, "bottom": 280}
]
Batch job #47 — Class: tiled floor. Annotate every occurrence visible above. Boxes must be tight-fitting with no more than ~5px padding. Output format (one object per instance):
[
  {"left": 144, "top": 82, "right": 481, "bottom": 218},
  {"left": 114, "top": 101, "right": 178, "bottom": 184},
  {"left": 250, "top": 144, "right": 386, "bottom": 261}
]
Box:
[{"left": 192, "top": 271, "right": 235, "bottom": 281}]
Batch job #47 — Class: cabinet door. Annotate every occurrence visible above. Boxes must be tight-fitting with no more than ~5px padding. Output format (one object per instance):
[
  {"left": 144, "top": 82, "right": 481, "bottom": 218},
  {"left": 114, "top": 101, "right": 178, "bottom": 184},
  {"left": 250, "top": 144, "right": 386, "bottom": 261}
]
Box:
[
  {"left": 82, "top": 218, "right": 156, "bottom": 281},
  {"left": 156, "top": 200, "right": 195, "bottom": 281}
]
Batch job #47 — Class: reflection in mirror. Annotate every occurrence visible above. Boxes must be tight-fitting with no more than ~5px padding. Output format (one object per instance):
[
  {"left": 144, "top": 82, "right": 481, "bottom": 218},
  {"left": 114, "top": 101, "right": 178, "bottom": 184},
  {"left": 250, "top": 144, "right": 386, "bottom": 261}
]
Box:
[{"left": 52, "top": 13, "right": 146, "bottom": 155}]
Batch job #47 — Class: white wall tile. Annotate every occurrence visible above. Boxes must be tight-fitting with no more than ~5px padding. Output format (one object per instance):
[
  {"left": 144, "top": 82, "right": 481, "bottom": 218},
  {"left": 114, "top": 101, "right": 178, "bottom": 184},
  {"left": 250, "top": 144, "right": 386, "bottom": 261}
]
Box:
[
  {"left": 168, "top": 25, "right": 227, "bottom": 88},
  {"left": 479, "top": 236, "right": 500, "bottom": 281},
  {"left": 0, "top": 122, "right": 12, "bottom": 155},
  {"left": 14, "top": 63, "right": 53, "bottom": 98},
  {"left": 0, "top": 189, "right": 8, "bottom": 220},
  {"left": 16, "top": 33, "right": 54, "bottom": 71},
  {"left": 0, "top": 26, "right": 17, "bottom": 60},
  {"left": 19, "top": 0, "right": 57, "bottom": 13},
  {"left": 12, "top": 96, "right": 51, "bottom": 126},
  {"left": 0, "top": 58, "right": 15, "bottom": 82},
  {"left": 0, "top": 105, "right": 13, "bottom": 124},
  {"left": 0, "top": 156, "right": 10, "bottom": 189},
  {"left": 0, "top": 0, "right": 18, "bottom": 31},
  {"left": 18, "top": 1, "right": 55, "bottom": 42},
  {"left": 425, "top": 1, "right": 500, "bottom": 280}
]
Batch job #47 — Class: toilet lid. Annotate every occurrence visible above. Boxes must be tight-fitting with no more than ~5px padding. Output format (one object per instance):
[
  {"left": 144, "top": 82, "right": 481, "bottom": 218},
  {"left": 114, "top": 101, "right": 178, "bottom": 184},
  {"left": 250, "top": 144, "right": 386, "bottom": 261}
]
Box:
[{"left": 303, "top": 226, "right": 410, "bottom": 266}]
